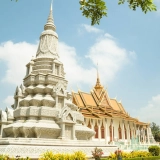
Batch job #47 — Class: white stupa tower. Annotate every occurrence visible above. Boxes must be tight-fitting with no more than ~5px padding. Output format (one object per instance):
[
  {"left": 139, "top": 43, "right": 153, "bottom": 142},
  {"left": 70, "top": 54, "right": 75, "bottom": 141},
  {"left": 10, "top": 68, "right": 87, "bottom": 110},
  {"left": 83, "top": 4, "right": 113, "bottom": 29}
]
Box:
[{"left": 2, "top": 4, "right": 94, "bottom": 140}]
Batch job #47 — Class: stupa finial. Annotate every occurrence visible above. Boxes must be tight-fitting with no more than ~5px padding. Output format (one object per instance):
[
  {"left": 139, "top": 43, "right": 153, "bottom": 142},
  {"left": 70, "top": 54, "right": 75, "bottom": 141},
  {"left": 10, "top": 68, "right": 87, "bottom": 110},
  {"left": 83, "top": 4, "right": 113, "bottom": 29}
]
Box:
[
  {"left": 95, "top": 63, "right": 102, "bottom": 89},
  {"left": 44, "top": 1, "right": 56, "bottom": 31},
  {"left": 50, "top": 0, "right": 53, "bottom": 11}
]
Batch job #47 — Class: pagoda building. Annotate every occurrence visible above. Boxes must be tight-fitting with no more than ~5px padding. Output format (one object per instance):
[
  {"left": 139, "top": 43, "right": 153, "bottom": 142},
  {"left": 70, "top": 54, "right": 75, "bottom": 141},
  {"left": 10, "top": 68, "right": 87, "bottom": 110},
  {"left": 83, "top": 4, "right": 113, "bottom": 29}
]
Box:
[
  {"left": 0, "top": 3, "right": 156, "bottom": 159},
  {"left": 72, "top": 71, "right": 153, "bottom": 144}
]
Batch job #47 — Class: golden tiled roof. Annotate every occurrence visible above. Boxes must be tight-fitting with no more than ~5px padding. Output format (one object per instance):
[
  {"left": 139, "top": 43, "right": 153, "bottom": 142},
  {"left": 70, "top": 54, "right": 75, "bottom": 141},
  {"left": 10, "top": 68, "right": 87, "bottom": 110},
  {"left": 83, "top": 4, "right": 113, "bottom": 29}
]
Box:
[{"left": 72, "top": 72, "right": 149, "bottom": 126}]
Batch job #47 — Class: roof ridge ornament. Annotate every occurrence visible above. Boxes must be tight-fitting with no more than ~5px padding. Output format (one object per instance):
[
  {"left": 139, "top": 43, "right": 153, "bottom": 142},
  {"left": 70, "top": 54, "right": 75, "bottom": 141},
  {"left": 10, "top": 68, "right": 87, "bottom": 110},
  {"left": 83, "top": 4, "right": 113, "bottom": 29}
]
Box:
[{"left": 94, "top": 63, "right": 103, "bottom": 89}]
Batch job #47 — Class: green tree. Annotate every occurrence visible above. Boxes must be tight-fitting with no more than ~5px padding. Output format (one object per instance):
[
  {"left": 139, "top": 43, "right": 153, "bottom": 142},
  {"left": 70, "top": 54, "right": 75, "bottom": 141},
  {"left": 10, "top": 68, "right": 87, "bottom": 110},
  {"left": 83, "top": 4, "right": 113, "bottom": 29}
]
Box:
[
  {"left": 150, "top": 122, "right": 160, "bottom": 142},
  {"left": 12, "top": 0, "right": 157, "bottom": 25}
]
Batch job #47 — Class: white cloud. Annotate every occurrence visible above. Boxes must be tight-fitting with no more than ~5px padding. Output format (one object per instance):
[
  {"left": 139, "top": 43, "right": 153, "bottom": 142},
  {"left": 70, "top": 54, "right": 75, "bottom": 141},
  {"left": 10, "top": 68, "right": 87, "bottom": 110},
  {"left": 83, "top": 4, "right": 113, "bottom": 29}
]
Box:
[
  {"left": 59, "top": 42, "right": 96, "bottom": 90},
  {"left": 104, "top": 33, "right": 114, "bottom": 39},
  {"left": 86, "top": 35, "right": 132, "bottom": 83},
  {"left": 0, "top": 41, "right": 37, "bottom": 85},
  {"left": 0, "top": 31, "right": 135, "bottom": 100},
  {"left": 79, "top": 24, "right": 103, "bottom": 34},
  {"left": 3, "top": 95, "right": 14, "bottom": 106},
  {"left": 135, "top": 94, "right": 160, "bottom": 125}
]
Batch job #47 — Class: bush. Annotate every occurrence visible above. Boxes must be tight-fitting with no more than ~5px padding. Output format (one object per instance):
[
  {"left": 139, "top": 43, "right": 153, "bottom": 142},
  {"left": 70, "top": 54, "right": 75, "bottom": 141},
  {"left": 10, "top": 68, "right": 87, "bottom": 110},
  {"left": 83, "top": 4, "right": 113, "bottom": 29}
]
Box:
[
  {"left": 107, "top": 151, "right": 152, "bottom": 160},
  {"left": 39, "top": 151, "right": 87, "bottom": 160},
  {"left": 103, "top": 156, "right": 160, "bottom": 160},
  {"left": 0, "top": 155, "right": 30, "bottom": 160},
  {"left": 143, "top": 156, "right": 160, "bottom": 160},
  {"left": 148, "top": 146, "right": 160, "bottom": 156}
]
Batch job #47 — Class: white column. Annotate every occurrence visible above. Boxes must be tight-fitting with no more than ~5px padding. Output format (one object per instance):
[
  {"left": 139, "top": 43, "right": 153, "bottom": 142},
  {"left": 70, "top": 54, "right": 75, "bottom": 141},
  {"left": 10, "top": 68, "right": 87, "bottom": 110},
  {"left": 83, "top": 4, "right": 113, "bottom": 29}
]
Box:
[
  {"left": 122, "top": 121, "right": 125, "bottom": 140},
  {"left": 98, "top": 125, "right": 101, "bottom": 141},
  {"left": 147, "top": 127, "right": 150, "bottom": 144},
  {"left": 91, "top": 120, "right": 94, "bottom": 140},
  {"left": 59, "top": 123, "right": 65, "bottom": 139},
  {"left": 144, "top": 130, "right": 146, "bottom": 143},
  {"left": 111, "top": 121, "right": 114, "bottom": 141},
  {"left": 127, "top": 123, "right": 130, "bottom": 141},
  {"left": 105, "top": 119, "right": 108, "bottom": 144},
  {"left": 98, "top": 120, "right": 101, "bottom": 141},
  {"left": 138, "top": 127, "right": 141, "bottom": 143}
]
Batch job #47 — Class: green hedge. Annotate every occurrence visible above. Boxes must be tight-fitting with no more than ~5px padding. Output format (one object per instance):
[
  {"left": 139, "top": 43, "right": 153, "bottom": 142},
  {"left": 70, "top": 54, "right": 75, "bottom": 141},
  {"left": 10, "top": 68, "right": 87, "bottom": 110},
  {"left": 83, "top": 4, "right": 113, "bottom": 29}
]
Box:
[
  {"left": 148, "top": 146, "right": 160, "bottom": 156},
  {"left": 101, "top": 156, "right": 160, "bottom": 160}
]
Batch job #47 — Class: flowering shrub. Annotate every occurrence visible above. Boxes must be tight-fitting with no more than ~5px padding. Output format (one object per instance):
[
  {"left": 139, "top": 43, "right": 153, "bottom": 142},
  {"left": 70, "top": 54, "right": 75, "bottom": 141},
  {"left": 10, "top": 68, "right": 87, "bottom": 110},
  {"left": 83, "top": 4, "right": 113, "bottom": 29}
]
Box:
[
  {"left": 0, "top": 155, "right": 30, "bottom": 160},
  {"left": 115, "top": 148, "right": 122, "bottom": 157},
  {"left": 39, "top": 151, "right": 87, "bottom": 160},
  {"left": 92, "top": 147, "right": 104, "bottom": 159},
  {"left": 108, "top": 150, "right": 152, "bottom": 159}
]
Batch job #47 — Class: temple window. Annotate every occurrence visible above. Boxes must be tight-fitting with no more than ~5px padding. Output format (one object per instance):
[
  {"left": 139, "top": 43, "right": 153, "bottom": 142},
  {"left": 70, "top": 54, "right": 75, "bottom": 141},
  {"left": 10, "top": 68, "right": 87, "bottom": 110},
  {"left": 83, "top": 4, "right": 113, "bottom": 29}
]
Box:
[
  {"left": 101, "top": 122, "right": 104, "bottom": 139},
  {"left": 94, "top": 122, "right": 98, "bottom": 138},
  {"left": 118, "top": 124, "right": 122, "bottom": 139},
  {"left": 55, "top": 65, "right": 59, "bottom": 75},
  {"left": 124, "top": 125, "right": 127, "bottom": 139},
  {"left": 113, "top": 126, "right": 114, "bottom": 140},
  {"left": 130, "top": 129, "right": 132, "bottom": 139},
  {"left": 58, "top": 98, "right": 63, "bottom": 109},
  {"left": 109, "top": 124, "right": 112, "bottom": 141}
]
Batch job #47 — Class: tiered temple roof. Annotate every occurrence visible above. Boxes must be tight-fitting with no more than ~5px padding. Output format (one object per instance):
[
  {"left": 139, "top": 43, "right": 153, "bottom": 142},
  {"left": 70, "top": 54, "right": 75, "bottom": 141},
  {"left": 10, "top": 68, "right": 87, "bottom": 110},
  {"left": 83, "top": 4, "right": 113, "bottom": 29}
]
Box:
[{"left": 72, "top": 72, "right": 149, "bottom": 126}]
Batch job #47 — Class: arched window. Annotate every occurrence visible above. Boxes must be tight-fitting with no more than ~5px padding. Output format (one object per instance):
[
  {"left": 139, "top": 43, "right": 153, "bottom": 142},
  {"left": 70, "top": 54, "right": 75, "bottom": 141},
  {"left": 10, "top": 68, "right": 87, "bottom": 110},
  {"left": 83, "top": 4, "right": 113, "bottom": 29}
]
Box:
[
  {"left": 118, "top": 124, "right": 122, "bottom": 139},
  {"left": 109, "top": 124, "right": 112, "bottom": 141},
  {"left": 94, "top": 122, "right": 98, "bottom": 138},
  {"left": 124, "top": 125, "right": 127, "bottom": 139},
  {"left": 101, "top": 122, "right": 104, "bottom": 139},
  {"left": 130, "top": 128, "right": 132, "bottom": 139}
]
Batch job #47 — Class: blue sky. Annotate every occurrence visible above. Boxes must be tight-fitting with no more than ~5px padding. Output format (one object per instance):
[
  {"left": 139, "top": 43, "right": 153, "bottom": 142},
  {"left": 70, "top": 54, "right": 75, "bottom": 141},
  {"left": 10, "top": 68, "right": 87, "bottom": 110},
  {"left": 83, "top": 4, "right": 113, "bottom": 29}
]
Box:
[{"left": 0, "top": 0, "right": 160, "bottom": 125}]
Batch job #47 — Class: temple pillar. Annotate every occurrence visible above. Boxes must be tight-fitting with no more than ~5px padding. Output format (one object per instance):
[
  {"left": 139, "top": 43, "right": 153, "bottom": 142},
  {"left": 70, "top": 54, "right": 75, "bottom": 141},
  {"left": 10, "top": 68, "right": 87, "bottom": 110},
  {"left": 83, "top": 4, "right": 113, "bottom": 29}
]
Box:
[
  {"left": 111, "top": 120, "right": 114, "bottom": 142},
  {"left": 104, "top": 119, "right": 108, "bottom": 144},
  {"left": 72, "top": 124, "right": 76, "bottom": 140},
  {"left": 122, "top": 121, "right": 125, "bottom": 140},
  {"left": 143, "top": 128, "right": 146, "bottom": 143},
  {"left": 138, "top": 127, "right": 141, "bottom": 143},
  {"left": 143, "top": 128, "right": 145, "bottom": 142},
  {"left": 127, "top": 123, "right": 130, "bottom": 141},
  {"left": 147, "top": 127, "right": 150, "bottom": 144},
  {"left": 98, "top": 120, "right": 101, "bottom": 141},
  {"left": 59, "top": 123, "right": 65, "bottom": 139}
]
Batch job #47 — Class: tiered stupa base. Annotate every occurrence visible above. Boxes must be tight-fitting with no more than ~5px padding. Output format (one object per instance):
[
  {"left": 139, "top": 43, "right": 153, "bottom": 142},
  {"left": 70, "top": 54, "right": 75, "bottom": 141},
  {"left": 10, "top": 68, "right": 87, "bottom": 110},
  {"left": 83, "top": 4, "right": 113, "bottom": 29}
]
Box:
[{"left": 0, "top": 138, "right": 117, "bottom": 159}]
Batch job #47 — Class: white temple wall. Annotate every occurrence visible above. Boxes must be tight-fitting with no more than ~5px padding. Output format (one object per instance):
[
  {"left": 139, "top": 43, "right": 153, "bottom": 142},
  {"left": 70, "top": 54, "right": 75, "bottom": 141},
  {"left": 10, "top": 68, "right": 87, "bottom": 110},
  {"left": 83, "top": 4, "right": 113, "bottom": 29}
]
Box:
[{"left": 112, "top": 118, "right": 119, "bottom": 141}]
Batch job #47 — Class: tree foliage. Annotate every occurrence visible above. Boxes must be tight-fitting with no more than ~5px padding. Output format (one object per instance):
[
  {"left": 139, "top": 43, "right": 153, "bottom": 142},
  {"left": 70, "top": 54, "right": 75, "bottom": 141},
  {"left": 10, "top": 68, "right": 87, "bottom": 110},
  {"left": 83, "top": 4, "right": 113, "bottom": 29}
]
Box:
[
  {"left": 150, "top": 122, "right": 160, "bottom": 142},
  {"left": 80, "top": 0, "right": 156, "bottom": 25},
  {"left": 12, "top": 0, "right": 157, "bottom": 25}
]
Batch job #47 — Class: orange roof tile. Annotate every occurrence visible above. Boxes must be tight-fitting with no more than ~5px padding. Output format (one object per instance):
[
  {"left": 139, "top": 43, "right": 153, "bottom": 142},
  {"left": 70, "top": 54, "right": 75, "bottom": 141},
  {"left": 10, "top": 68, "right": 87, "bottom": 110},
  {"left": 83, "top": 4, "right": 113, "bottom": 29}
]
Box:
[
  {"left": 73, "top": 93, "right": 85, "bottom": 107},
  {"left": 118, "top": 102, "right": 127, "bottom": 114},
  {"left": 110, "top": 99, "right": 121, "bottom": 112},
  {"left": 80, "top": 92, "right": 97, "bottom": 106}
]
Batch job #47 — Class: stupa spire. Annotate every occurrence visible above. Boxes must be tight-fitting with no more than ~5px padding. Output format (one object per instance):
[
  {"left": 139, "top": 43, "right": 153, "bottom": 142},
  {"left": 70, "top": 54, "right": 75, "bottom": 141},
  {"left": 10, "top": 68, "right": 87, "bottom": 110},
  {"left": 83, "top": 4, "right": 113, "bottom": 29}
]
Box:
[
  {"left": 44, "top": 1, "right": 56, "bottom": 31},
  {"left": 36, "top": 2, "right": 59, "bottom": 59},
  {"left": 95, "top": 64, "right": 103, "bottom": 89}
]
